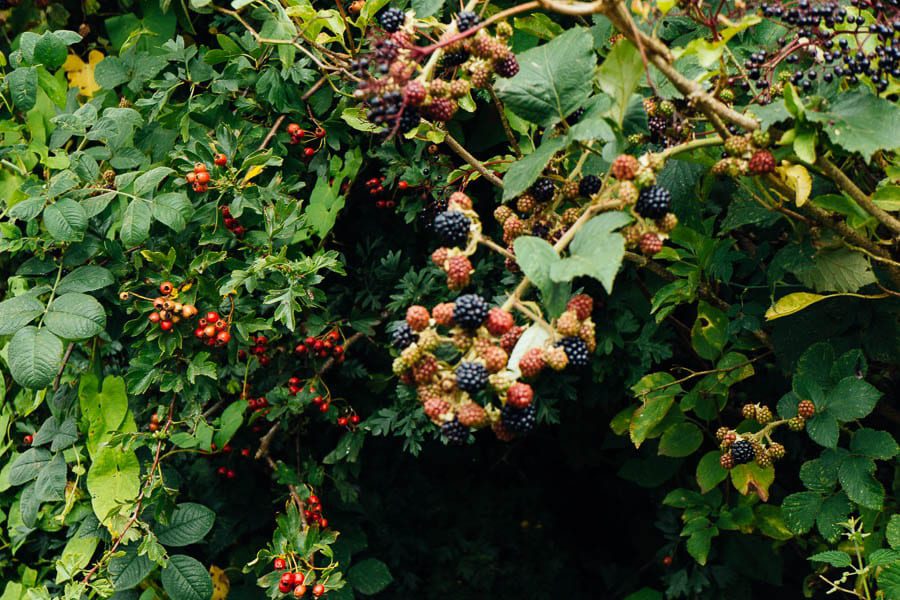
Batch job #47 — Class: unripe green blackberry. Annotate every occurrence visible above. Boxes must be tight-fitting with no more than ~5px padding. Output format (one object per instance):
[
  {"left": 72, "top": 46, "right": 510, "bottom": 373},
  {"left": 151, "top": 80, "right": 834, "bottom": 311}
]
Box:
[
  {"left": 767, "top": 442, "right": 785, "bottom": 460},
  {"left": 616, "top": 181, "right": 639, "bottom": 205},
  {"left": 578, "top": 319, "right": 596, "bottom": 352},
  {"left": 719, "top": 452, "right": 734, "bottom": 470},
  {"left": 516, "top": 193, "right": 538, "bottom": 214},
  {"left": 417, "top": 329, "right": 440, "bottom": 351},
  {"left": 449, "top": 79, "right": 470, "bottom": 98},
  {"left": 562, "top": 207, "right": 580, "bottom": 225},
  {"left": 741, "top": 403, "right": 757, "bottom": 420},
  {"left": 756, "top": 405, "right": 773, "bottom": 425},
  {"left": 562, "top": 181, "right": 579, "bottom": 199},
  {"left": 488, "top": 371, "right": 516, "bottom": 393},
  {"left": 622, "top": 225, "right": 642, "bottom": 248},
  {"left": 719, "top": 88, "right": 735, "bottom": 103},
  {"left": 634, "top": 168, "right": 656, "bottom": 189},
  {"left": 643, "top": 97, "right": 658, "bottom": 117},
  {"left": 751, "top": 129, "right": 771, "bottom": 148},
  {"left": 657, "top": 212, "right": 678, "bottom": 233},
  {"left": 756, "top": 451, "right": 772, "bottom": 468},
  {"left": 657, "top": 100, "right": 675, "bottom": 117},
  {"left": 712, "top": 159, "right": 731, "bottom": 176},
  {"left": 788, "top": 416, "right": 806, "bottom": 431},
  {"left": 727, "top": 158, "right": 749, "bottom": 178},
  {"left": 543, "top": 346, "right": 568, "bottom": 371},
  {"left": 724, "top": 135, "right": 752, "bottom": 157},
  {"left": 494, "top": 205, "right": 513, "bottom": 224},
  {"left": 495, "top": 21, "right": 513, "bottom": 40},
  {"left": 627, "top": 133, "right": 645, "bottom": 145},
  {"left": 715, "top": 426, "right": 730, "bottom": 441}
]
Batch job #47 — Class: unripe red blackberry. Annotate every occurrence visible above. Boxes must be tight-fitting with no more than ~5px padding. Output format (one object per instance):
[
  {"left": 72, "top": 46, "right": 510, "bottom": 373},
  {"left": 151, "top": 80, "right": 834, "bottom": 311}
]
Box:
[
  {"left": 797, "top": 399, "right": 816, "bottom": 419},
  {"left": 788, "top": 416, "right": 806, "bottom": 431},
  {"left": 431, "top": 247, "right": 449, "bottom": 267},
  {"left": 639, "top": 233, "right": 663, "bottom": 255},
  {"left": 492, "top": 419, "right": 516, "bottom": 441},
  {"left": 741, "top": 404, "right": 757, "bottom": 420},
  {"left": 485, "top": 307, "right": 515, "bottom": 336},
  {"left": 502, "top": 215, "right": 526, "bottom": 244},
  {"left": 611, "top": 155, "right": 640, "bottom": 180},
  {"left": 499, "top": 325, "right": 524, "bottom": 352},
  {"left": 433, "top": 302, "right": 454, "bottom": 326},
  {"left": 448, "top": 191, "right": 473, "bottom": 210},
  {"left": 413, "top": 354, "right": 439, "bottom": 384},
  {"left": 457, "top": 402, "right": 487, "bottom": 427},
  {"left": 427, "top": 97, "right": 457, "bottom": 122},
  {"left": 423, "top": 397, "right": 451, "bottom": 421},
  {"left": 404, "top": 80, "right": 427, "bottom": 106},
  {"left": 406, "top": 305, "right": 430, "bottom": 331},
  {"left": 643, "top": 97, "right": 658, "bottom": 116},
  {"left": 469, "top": 62, "right": 492, "bottom": 88},
  {"left": 566, "top": 294, "right": 594, "bottom": 320},
  {"left": 656, "top": 212, "right": 678, "bottom": 233},
  {"left": 578, "top": 175, "right": 602, "bottom": 198},
  {"left": 494, "top": 54, "right": 520, "bottom": 78},
  {"left": 445, "top": 255, "right": 473, "bottom": 290},
  {"left": 720, "top": 431, "right": 737, "bottom": 449},
  {"left": 748, "top": 150, "right": 776, "bottom": 175},
  {"left": 507, "top": 382, "right": 534, "bottom": 409},
  {"left": 719, "top": 452, "right": 734, "bottom": 470},
  {"left": 556, "top": 310, "right": 581, "bottom": 337},
  {"left": 518, "top": 348, "right": 545, "bottom": 378},
  {"left": 482, "top": 345, "right": 508, "bottom": 373},
  {"left": 578, "top": 320, "right": 596, "bottom": 352},
  {"left": 561, "top": 181, "right": 579, "bottom": 199}
]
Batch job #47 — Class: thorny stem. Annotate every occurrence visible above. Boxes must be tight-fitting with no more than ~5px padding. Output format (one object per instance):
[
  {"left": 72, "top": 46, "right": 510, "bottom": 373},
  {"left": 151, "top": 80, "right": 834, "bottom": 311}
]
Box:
[{"left": 444, "top": 133, "right": 505, "bottom": 189}]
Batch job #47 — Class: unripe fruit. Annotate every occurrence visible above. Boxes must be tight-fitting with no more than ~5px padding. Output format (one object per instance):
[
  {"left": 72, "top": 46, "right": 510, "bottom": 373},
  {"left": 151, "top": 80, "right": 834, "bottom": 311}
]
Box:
[
  {"left": 797, "top": 399, "right": 815, "bottom": 419},
  {"left": 293, "top": 585, "right": 307, "bottom": 597},
  {"left": 149, "top": 312, "right": 161, "bottom": 323},
  {"left": 186, "top": 172, "right": 196, "bottom": 183},
  {"left": 507, "top": 382, "right": 533, "bottom": 408},
  {"left": 216, "top": 330, "right": 231, "bottom": 344}
]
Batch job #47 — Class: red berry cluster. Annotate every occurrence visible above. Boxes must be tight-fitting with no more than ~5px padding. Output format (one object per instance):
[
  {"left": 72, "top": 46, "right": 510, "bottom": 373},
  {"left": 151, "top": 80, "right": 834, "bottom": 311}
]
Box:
[
  {"left": 122, "top": 281, "right": 200, "bottom": 334},
  {"left": 336, "top": 412, "right": 361, "bottom": 428},
  {"left": 295, "top": 329, "right": 345, "bottom": 363},
  {"left": 216, "top": 465, "right": 237, "bottom": 479},
  {"left": 148, "top": 412, "right": 161, "bottom": 432},
  {"left": 247, "top": 395, "right": 270, "bottom": 414},
  {"left": 220, "top": 205, "right": 246, "bottom": 237},
  {"left": 193, "top": 311, "right": 232, "bottom": 346},
  {"left": 278, "top": 570, "right": 309, "bottom": 596},
  {"left": 303, "top": 493, "right": 328, "bottom": 529},
  {"left": 310, "top": 391, "right": 331, "bottom": 414},
  {"left": 185, "top": 162, "right": 212, "bottom": 193},
  {"left": 249, "top": 335, "right": 272, "bottom": 366},
  {"left": 286, "top": 122, "right": 326, "bottom": 159}
]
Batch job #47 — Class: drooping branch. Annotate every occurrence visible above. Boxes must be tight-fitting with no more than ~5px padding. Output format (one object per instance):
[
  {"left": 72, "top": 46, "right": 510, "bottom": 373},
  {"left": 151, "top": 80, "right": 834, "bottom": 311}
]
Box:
[{"left": 816, "top": 156, "right": 900, "bottom": 237}]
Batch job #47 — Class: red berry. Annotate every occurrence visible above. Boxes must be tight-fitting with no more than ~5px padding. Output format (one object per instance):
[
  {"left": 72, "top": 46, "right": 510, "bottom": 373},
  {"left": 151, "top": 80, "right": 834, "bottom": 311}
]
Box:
[
  {"left": 319, "top": 518, "right": 328, "bottom": 528},
  {"left": 286, "top": 123, "right": 300, "bottom": 134},
  {"left": 279, "top": 582, "right": 292, "bottom": 594},
  {"left": 160, "top": 320, "right": 173, "bottom": 332},
  {"left": 217, "top": 466, "right": 227, "bottom": 476},
  {"left": 312, "top": 396, "right": 323, "bottom": 405},
  {"left": 350, "top": 414, "right": 360, "bottom": 425},
  {"left": 194, "top": 162, "right": 207, "bottom": 173},
  {"left": 566, "top": 294, "right": 594, "bottom": 320},
  {"left": 186, "top": 172, "right": 196, "bottom": 183},
  {"left": 308, "top": 495, "right": 319, "bottom": 505},
  {"left": 23, "top": 434, "right": 33, "bottom": 445},
  {"left": 214, "top": 153, "right": 227, "bottom": 166},
  {"left": 304, "top": 147, "right": 316, "bottom": 158},
  {"left": 337, "top": 417, "right": 348, "bottom": 426},
  {"left": 160, "top": 281, "right": 174, "bottom": 295},
  {"left": 293, "top": 573, "right": 305, "bottom": 585},
  {"left": 149, "top": 312, "right": 161, "bottom": 323},
  {"left": 293, "top": 585, "right": 307, "bottom": 597},
  {"left": 241, "top": 448, "right": 251, "bottom": 457},
  {"left": 312, "top": 584, "right": 325, "bottom": 597},
  {"left": 748, "top": 149, "right": 776, "bottom": 175},
  {"left": 334, "top": 346, "right": 343, "bottom": 355},
  {"left": 216, "top": 330, "right": 231, "bottom": 344},
  {"left": 798, "top": 399, "right": 816, "bottom": 419},
  {"left": 274, "top": 558, "right": 286, "bottom": 570},
  {"left": 485, "top": 307, "right": 515, "bottom": 336},
  {"left": 289, "top": 376, "right": 301, "bottom": 385},
  {"left": 398, "top": 180, "right": 409, "bottom": 190},
  {"left": 318, "top": 402, "right": 329, "bottom": 413},
  {"left": 662, "top": 555, "right": 673, "bottom": 566},
  {"left": 296, "top": 344, "right": 308, "bottom": 354},
  {"left": 205, "top": 311, "right": 220, "bottom": 323},
  {"left": 226, "top": 469, "right": 235, "bottom": 479},
  {"left": 196, "top": 171, "right": 210, "bottom": 184},
  {"left": 315, "top": 127, "right": 326, "bottom": 138}
]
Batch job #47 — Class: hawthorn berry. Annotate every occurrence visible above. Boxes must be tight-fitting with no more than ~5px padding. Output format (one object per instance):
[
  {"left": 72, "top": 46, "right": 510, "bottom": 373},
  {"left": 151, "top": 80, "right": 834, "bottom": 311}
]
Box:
[
  {"left": 160, "top": 281, "right": 174, "bottom": 295},
  {"left": 214, "top": 153, "right": 227, "bottom": 166},
  {"left": 293, "top": 585, "right": 307, "bottom": 597},
  {"left": 23, "top": 434, "right": 33, "bottom": 445},
  {"left": 274, "top": 557, "right": 287, "bottom": 570},
  {"left": 662, "top": 555, "right": 673, "bottom": 567},
  {"left": 312, "top": 583, "right": 325, "bottom": 597},
  {"left": 196, "top": 170, "right": 210, "bottom": 184},
  {"left": 148, "top": 312, "right": 161, "bottom": 323},
  {"left": 160, "top": 320, "right": 174, "bottom": 332},
  {"left": 287, "top": 123, "right": 302, "bottom": 135},
  {"left": 304, "top": 147, "right": 316, "bottom": 158},
  {"left": 350, "top": 414, "right": 360, "bottom": 425}
]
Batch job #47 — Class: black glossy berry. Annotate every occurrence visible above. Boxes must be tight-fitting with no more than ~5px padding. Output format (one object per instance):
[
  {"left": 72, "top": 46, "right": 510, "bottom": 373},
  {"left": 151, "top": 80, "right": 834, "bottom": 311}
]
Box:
[
  {"left": 456, "top": 11, "right": 481, "bottom": 32},
  {"left": 442, "top": 419, "right": 469, "bottom": 444},
  {"left": 557, "top": 336, "right": 590, "bottom": 367},
  {"left": 494, "top": 54, "right": 520, "bottom": 78},
  {"left": 501, "top": 402, "right": 536, "bottom": 434},
  {"left": 392, "top": 323, "right": 417, "bottom": 349},
  {"left": 635, "top": 185, "right": 671, "bottom": 219},
  {"left": 731, "top": 439, "right": 755, "bottom": 465},
  {"left": 433, "top": 210, "right": 471, "bottom": 246},
  {"left": 378, "top": 7, "right": 405, "bottom": 33},
  {"left": 453, "top": 294, "right": 489, "bottom": 329},
  {"left": 442, "top": 49, "right": 470, "bottom": 67},
  {"left": 398, "top": 106, "right": 420, "bottom": 133},
  {"left": 579, "top": 175, "right": 602, "bottom": 197},
  {"left": 531, "top": 178, "right": 555, "bottom": 202},
  {"left": 455, "top": 361, "right": 488, "bottom": 392}
]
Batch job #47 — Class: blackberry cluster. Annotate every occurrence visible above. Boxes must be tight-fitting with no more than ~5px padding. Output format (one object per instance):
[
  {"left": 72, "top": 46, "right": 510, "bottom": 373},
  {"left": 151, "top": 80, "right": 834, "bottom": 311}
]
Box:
[
  {"left": 392, "top": 323, "right": 417, "bottom": 349},
  {"left": 366, "top": 91, "right": 421, "bottom": 134},
  {"left": 455, "top": 361, "right": 488, "bottom": 392},
  {"left": 454, "top": 294, "right": 489, "bottom": 329},
  {"left": 501, "top": 403, "right": 536, "bottom": 434},
  {"left": 377, "top": 7, "right": 405, "bottom": 33},
  {"left": 442, "top": 48, "right": 470, "bottom": 67},
  {"left": 731, "top": 439, "right": 755, "bottom": 465},
  {"left": 557, "top": 337, "right": 590, "bottom": 367},
  {"left": 433, "top": 210, "right": 471, "bottom": 246},
  {"left": 442, "top": 419, "right": 469, "bottom": 444},
  {"left": 456, "top": 11, "right": 481, "bottom": 32},
  {"left": 531, "top": 179, "right": 555, "bottom": 202},
  {"left": 635, "top": 186, "right": 671, "bottom": 219},
  {"left": 578, "top": 174, "right": 602, "bottom": 197}
]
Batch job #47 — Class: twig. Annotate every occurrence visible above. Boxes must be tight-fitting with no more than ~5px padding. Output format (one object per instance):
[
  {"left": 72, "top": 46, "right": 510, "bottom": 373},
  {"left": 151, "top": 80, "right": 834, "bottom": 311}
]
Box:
[
  {"left": 258, "top": 116, "right": 286, "bottom": 152},
  {"left": 444, "top": 134, "right": 505, "bottom": 189},
  {"left": 816, "top": 156, "right": 900, "bottom": 237},
  {"left": 477, "top": 234, "right": 515, "bottom": 259},
  {"left": 52, "top": 343, "right": 75, "bottom": 392},
  {"left": 302, "top": 75, "right": 329, "bottom": 101},
  {"left": 488, "top": 85, "right": 522, "bottom": 157}
]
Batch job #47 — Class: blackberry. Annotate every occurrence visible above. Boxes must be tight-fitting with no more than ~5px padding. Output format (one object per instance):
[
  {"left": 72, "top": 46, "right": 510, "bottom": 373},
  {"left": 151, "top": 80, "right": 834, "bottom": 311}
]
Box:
[
  {"left": 568, "top": 107, "right": 585, "bottom": 124},
  {"left": 392, "top": 323, "right": 417, "bottom": 349},
  {"left": 647, "top": 115, "right": 667, "bottom": 141},
  {"left": 531, "top": 178, "right": 555, "bottom": 202},
  {"left": 731, "top": 439, "right": 755, "bottom": 465},
  {"left": 635, "top": 185, "right": 671, "bottom": 219},
  {"left": 557, "top": 336, "right": 590, "bottom": 367},
  {"left": 398, "top": 107, "right": 420, "bottom": 133},
  {"left": 442, "top": 48, "right": 470, "bottom": 67},
  {"left": 501, "top": 402, "right": 536, "bottom": 434},
  {"left": 433, "top": 210, "right": 471, "bottom": 246},
  {"left": 378, "top": 7, "right": 405, "bottom": 33},
  {"left": 455, "top": 11, "right": 481, "bottom": 32},
  {"left": 441, "top": 419, "right": 469, "bottom": 444},
  {"left": 455, "top": 361, "right": 488, "bottom": 392},
  {"left": 453, "top": 294, "right": 489, "bottom": 329},
  {"left": 578, "top": 174, "right": 602, "bottom": 197},
  {"left": 494, "top": 54, "right": 520, "bottom": 78}
]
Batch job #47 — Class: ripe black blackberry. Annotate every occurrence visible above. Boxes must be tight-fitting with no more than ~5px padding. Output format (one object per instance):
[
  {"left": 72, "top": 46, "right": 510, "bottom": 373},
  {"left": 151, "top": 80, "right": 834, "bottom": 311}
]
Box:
[
  {"left": 635, "top": 185, "right": 671, "bottom": 219},
  {"left": 455, "top": 361, "right": 488, "bottom": 392},
  {"left": 578, "top": 174, "right": 601, "bottom": 197},
  {"left": 731, "top": 439, "right": 755, "bottom": 465},
  {"left": 568, "top": 107, "right": 585, "bottom": 124},
  {"left": 392, "top": 323, "right": 417, "bottom": 349},
  {"left": 501, "top": 402, "right": 536, "bottom": 434},
  {"left": 378, "top": 7, "right": 405, "bottom": 32},
  {"left": 647, "top": 115, "right": 668, "bottom": 141},
  {"left": 531, "top": 221, "right": 550, "bottom": 239},
  {"left": 453, "top": 294, "right": 489, "bottom": 329},
  {"left": 557, "top": 337, "right": 590, "bottom": 367},
  {"left": 442, "top": 419, "right": 469, "bottom": 444},
  {"left": 442, "top": 48, "right": 470, "bottom": 67},
  {"left": 531, "top": 178, "right": 555, "bottom": 202},
  {"left": 494, "top": 54, "right": 519, "bottom": 78},
  {"left": 433, "top": 210, "right": 471, "bottom": 246},
  {"left": 456, "top": 11, "right": 481, "bottom": 32},
  {"left": 398, "top": 107, "right": 420, "bottom": 134}
]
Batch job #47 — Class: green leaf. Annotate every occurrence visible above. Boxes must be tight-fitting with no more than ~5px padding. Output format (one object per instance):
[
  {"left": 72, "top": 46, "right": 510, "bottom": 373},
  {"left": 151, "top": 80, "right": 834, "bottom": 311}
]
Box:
[
  {"left": 33, "top": 33, "right": 68, "bottom": 69},
  {"left": 825, "top": 377, "right": 881, "bottom": 422},
  {"left": 806, "top": 412, "right": 839, "bottom": 448},
  {"left": 658, "top": 422, "right": 702, "bottom": 457},
  {"left": 629, "top": 373, "right": 679, "bottom": 448},
  {"left": 0, "top": 294, "right": 45, "bottom": 335},
  {"left": 80, "top": 375, "right": 130, "bottom": 458},
  {"left": 411, "top": 0, "right": 443, "bottom": 18},
  {"left": 108, "top": 545, "right": 153, "bottom": 590},
  {"left": 793, "top": 125, "right": 817, "bottom": 163},
  {"left": 8, "top": 448, "right": 51, "bottom": 486},
  {"left": 817, "top": 492, "right": 852, "bottom": 543},
  {"left": 34, "top": 451, "right": 66, "bottom": 501},
  {"left": 597, "top": 40, "right": 643, "bottom": 125},
  {"left": 805, "top": 88, "right": 900, "bottom": 161},
  {"left": 850, "top": 428, "right": 897, "bottom": 460},
  {"left": 685, "top": 519, "right": 716, "bottom": 565},
  {"left": 8, "top": 67, "right": 38, "bottom": 111},
  {"left": 513, "top": 14, "right": 565, "bottom": 40},
  {"left": 87, "top": 445, "right": 141, "bottom": 530},
  {"left": 152, "top": 192, "right": 193, "bottom": 232},
  {"left": 133, "top": 167, "right": 174, "bottom": 197},
  {"left": 43, "top": 198, "right": 87, "bottom": 242},
  {"left": 156, "top": 503, "right": 216, "bottom": 547},
  {"left": 553, "top": 211, "right": 631, "bottom": 293},
  {"left": 8, "top": 326, "right": 63, "bottom": 389},
  {"left": 838, "top": 455, "right": 884, "bottom": 510},
  {"left": 730, "top": 462, "right": 775, "bottom": 500},
  {"left": 121, "top": 199, "right": 152, "bottom": 247},
  {"left": 809, "top": 551, "right": 852, "bottom": 568},
  {"left": 57, "top": 266, "right": 115, "bottom": 294},
  {"left": 755, "top": 505, "right": 793, "bottom": 541},
  {"left": 494, "top": 27, "right": 595, "bottom": 126},
  {"left": 793, "top": 248, "right": 876, "bottom": 293},
  {"left": 161, "top": 555, "right": 213, "bottom": 600},
  {"left": 348, "top": 558, "right": 393, "bottom": 595},
  {"left": 878, "top": 563, "right": 900, "bottom": 600},
  {"left": 213, "top": 401, "right": 245, "bottom": 449},
  {"left": 44, "top": 293, "right": 106, "bottom": 341},
  {"left": 887, "top": 514, "right": 900, "bottom": 549},
  {"left": 690, "top": 301, "right": 728, "bottom": 360},
  {"left": 501, "top": 136, "right": 567, "bottom": 202},
  {"left": 33, "top": 416, "right": 78, "bottom": 451},
  {"left": 781, "top": 491, "right": 823, "bottom": 534},
  {"left": 696, "top": 451, "right": 728, "bottom": 493},
  {"left": 94, "top": 56, "right": 130, "bottom": 89},
  {"left": 513, "top": 236, "right": 560, "bottom": 297},
  {"left": 55, "top": 534, "right": 98, "bottom": 584}
]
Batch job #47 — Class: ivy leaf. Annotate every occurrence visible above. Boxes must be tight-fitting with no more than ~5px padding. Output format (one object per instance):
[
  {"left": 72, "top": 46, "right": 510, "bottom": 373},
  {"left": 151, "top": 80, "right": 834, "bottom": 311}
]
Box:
[
  {"left": 805, "top": 88, "right": 900, "bottom": 162},
  {"left": 0, "top": 294, "right": 45, "bottom": 335},
  {"left": 501, "top": 136, "right": 567, "bottom": 202},
  {"left": 161, "top": 555, "right": 214, "bottom": 600},
  {"left": 43, "top": 198, "right": 88, "bottom": 242},
  {"left": 849, "top": 428, "right": 898, "bottom": 460},
  {"left": 156, "top": 503, "right": 216, "bottom": 547},
  {"left": 44, "top": 292, "right": 106, "bottom": 341},
  {"left": 597, "top": 40, "right": 644, "bottom": 125},
  {"left": 8, "top": 326, "right": 64, "bottom": 389},
  {"left": 495, "top": 27, "right": 595, "bottom": 126},
  {"left": 781, "top": 491, "right": 823, "bottom": 534},
  {"left": 348, "top": 558, "right": 393, "bottom": 595},
  {"left": 838, "top": 455, "right": 884, "bottom": 510},
  {"left": 658, "top": 422, "right": 702, "bottom": 457}
]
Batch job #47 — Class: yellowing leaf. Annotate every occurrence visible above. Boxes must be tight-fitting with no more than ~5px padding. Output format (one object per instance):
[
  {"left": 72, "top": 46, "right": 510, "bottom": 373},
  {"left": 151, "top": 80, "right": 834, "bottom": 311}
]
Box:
[
  {"left": 776, "top": 162, "right": 812, "bottom": 206},
  {"left": 765, "top": 292, "right": 827, "bottom": 320},
  {"left": 210, "top": 565, "right": 230, "bottom": 600},
  {"left": 63, "top": 51, "right": 103, "bottom": 98},
  {"left": 242, "top": 165, "right": 264, "bottom": 185}
]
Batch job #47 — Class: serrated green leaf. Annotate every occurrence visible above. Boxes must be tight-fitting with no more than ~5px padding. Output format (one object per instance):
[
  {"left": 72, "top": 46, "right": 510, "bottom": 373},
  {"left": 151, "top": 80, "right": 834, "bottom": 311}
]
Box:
[
  {"left": 348, "top": 558, "right": 393, "bottom": 595},
  {"left": 658, "top": 422, "right": 702, "bottom": 457},
  {"left": 781, "top": 491, "right": 823, "bottom": 534},
  {"left": 43, "top": 198, "right": 87, "bottom": 242},
  {"left": 161, "top": 555, "right": 213, "bottom": 600}
]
